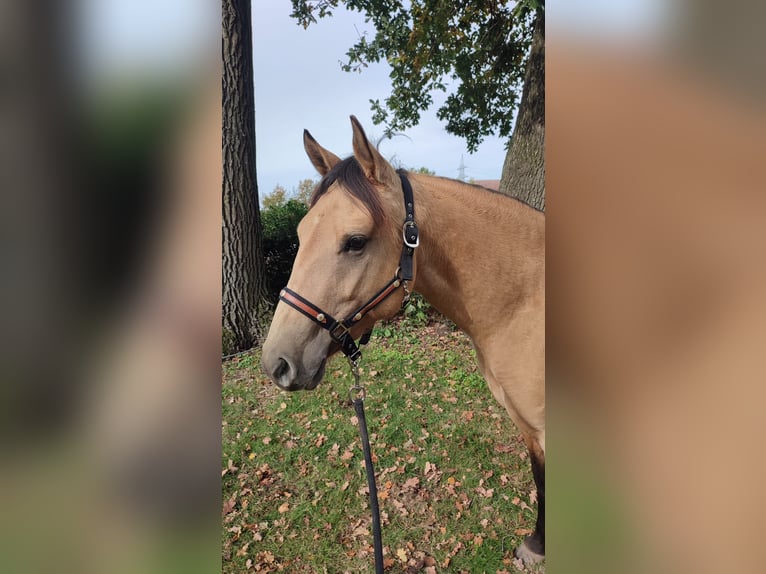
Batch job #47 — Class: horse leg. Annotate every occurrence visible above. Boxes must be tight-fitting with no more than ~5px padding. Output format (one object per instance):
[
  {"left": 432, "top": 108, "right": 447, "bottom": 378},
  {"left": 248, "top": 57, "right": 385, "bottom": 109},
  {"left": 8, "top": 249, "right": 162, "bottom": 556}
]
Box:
[
  {"left": 475, "top": 345, "right": 545, "bottom": 564},
  {"left": 516, "top": 433, "right": 545, "bottom": 564}
]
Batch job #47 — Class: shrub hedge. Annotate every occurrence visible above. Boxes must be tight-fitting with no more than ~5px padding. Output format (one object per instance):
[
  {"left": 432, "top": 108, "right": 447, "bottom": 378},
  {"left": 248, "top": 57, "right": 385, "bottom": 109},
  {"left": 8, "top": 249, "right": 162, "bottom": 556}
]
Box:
[{"left": 261, "top": 199, "right": 308, "bottom": 300}]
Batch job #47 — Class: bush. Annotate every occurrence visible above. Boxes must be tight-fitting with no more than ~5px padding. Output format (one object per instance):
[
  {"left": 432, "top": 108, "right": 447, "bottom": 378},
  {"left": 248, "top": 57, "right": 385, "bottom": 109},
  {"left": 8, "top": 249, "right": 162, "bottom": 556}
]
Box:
[{"left": 262, "top": 199, "right": 308, "bottom": 300}]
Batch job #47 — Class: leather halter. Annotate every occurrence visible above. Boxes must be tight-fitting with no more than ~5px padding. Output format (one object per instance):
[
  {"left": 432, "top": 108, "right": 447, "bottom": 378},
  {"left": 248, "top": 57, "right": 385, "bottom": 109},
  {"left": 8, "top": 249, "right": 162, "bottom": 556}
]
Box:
[{"left": 279, "top": 172, "right": 419, "bottom": 363}]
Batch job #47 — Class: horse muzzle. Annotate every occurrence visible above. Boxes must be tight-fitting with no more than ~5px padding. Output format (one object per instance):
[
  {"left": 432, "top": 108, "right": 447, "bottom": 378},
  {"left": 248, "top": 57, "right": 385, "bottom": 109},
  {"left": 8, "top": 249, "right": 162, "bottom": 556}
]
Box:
[{"left": 263, "top": 351, "right": 326, "bottom": 391}]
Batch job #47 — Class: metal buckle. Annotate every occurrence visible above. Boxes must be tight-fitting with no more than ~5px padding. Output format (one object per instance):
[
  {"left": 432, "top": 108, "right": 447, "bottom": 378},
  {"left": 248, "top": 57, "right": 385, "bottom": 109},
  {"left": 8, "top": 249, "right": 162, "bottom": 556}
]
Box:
[
  {"left": 329, "top": 322, "right": 352, "bottom": 341},
  {"left": 402, "top": 220, "right": 419, "bottom": 248}
]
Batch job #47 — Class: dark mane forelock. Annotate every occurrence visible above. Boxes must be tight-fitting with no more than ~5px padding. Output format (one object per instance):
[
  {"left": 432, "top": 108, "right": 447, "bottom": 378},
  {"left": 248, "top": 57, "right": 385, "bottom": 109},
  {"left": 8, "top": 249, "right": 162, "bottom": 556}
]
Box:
[{"left": 309, "top": 157, "right": 386, "bottom": 224}]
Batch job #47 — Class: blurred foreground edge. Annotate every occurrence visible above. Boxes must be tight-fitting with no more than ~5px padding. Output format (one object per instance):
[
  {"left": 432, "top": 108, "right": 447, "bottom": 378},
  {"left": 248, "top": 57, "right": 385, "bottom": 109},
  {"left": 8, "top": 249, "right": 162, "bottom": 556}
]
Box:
[{"left": 547, "top": 37, "right": 766, "bottom": 574}]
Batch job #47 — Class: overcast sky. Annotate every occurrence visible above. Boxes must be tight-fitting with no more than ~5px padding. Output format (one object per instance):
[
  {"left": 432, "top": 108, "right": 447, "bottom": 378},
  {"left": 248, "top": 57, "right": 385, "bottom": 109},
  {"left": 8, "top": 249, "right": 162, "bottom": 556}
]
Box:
[{"left": 252, "top": 1, "right": 510, "bottom": 199}]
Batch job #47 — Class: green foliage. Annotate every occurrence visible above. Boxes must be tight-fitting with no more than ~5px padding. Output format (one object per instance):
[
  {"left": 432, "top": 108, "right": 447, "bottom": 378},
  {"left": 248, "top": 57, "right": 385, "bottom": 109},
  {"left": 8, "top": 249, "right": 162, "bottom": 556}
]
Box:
[
  {"left": 290, "top": 0, "right": 543, "bottom": 151},
  {"left": 261, "top": 199, "right": 308, "bottom": 299},
  {"left": 412, "top": 166, "right": 435, "bottom": 175},
  {"left": 402, "top": 292, "right": 430, "bottom": 327},
  {"left": 376, "top": 293, "right": 436, "bottom": 345}
]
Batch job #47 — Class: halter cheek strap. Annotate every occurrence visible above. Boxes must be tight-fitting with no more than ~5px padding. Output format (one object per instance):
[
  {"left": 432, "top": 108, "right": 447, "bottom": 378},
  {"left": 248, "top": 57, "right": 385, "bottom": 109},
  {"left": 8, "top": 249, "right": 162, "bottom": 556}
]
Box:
[
  {"left": 279, "top": 172, "right": 418, "bottom": 363},
  {"left": 399, "top": 171, "right": 418, "bottom": 281}
]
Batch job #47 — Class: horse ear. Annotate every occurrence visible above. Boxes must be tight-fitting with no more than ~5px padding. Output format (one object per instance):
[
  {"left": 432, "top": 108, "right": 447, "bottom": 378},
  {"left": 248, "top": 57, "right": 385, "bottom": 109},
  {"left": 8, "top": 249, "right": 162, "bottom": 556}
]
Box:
[
  {"left": 303, "top": 130, "right": 341, "bottom": 176},
  {"left": 350, "top": 115, "right": 396, "bottom": 184}
]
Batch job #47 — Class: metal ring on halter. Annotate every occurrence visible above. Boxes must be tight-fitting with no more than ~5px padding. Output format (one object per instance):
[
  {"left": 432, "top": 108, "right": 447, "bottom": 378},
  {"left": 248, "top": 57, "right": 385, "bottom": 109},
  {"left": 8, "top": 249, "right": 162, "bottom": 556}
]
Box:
[
  {"left": 393, "top": 266, "right": 411, "bottom": 304},
  {"left": 349, "top": 385, "right": 366, "bottom": 402}
]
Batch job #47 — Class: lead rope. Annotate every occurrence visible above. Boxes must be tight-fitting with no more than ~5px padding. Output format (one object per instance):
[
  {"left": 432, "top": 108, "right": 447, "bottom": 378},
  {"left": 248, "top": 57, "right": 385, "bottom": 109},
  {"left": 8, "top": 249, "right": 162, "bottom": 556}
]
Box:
[{"left": 348, "top": 358, "right": 384, "bottom": 574}]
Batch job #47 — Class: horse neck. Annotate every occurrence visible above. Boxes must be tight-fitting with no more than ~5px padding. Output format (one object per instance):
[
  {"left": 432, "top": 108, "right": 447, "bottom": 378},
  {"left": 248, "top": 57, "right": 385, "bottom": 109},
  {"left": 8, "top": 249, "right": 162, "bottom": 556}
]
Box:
[{"left": 407, "top": 174, "right": 545, "bottom": 340}]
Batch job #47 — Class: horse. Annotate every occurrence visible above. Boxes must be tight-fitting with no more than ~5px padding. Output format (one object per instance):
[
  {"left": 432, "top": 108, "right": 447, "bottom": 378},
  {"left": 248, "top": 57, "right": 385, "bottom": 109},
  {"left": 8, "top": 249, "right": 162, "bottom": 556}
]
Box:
[{"left": 261, "top": 116, "right": 545, "bottom": 564}]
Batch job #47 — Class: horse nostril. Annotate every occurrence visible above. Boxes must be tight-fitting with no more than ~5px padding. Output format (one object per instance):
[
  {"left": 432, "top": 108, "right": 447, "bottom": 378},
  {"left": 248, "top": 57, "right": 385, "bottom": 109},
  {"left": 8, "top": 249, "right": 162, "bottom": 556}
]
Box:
[{"left": 273, "top": 358, "right": 290, "bottom": 381}]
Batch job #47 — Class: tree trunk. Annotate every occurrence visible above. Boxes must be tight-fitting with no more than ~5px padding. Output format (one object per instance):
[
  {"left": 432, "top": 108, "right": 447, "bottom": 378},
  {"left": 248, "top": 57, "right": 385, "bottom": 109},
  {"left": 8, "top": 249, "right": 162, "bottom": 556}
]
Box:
[
  {"left": 222, "top": 0, "right": 270, "bottom": 354},
  {"left": 499, "top": 8, "right": 545, "bottom": 212}
]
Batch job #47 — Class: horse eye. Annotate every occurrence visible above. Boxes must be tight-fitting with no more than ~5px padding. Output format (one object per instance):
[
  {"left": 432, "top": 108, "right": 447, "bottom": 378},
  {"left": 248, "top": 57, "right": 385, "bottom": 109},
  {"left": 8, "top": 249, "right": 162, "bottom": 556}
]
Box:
[{"left": 344, "top": 235, "right": 367, "bottom": 252}]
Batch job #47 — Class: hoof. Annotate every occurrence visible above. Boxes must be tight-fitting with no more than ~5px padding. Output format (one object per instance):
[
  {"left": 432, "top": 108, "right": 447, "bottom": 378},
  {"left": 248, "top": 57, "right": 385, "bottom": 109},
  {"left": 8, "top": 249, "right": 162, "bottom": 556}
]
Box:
[{"left": 514, "top": 536, "right": 545, "bottom": 565}]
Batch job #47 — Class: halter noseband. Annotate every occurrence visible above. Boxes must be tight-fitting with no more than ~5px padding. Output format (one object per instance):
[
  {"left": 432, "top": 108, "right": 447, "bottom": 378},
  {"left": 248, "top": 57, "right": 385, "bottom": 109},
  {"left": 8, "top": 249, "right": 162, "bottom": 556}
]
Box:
[{"left": 279, "top": 172, "right": 419, "bottom": 363}]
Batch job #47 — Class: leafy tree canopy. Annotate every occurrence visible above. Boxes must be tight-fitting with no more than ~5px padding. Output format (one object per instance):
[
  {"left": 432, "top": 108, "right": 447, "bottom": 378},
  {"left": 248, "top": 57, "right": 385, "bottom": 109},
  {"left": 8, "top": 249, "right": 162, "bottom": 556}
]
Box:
[
  {"left": 263, "top": 184, "right": 288, "bottom": 209},
  {"left": 263, "top": 179, "right": 318, "bottom": 210},
  {"left": 295, "top": 178, "right": 317, "bottom": 206},
  {"left": 291, "top": 0, "right": 541, "bottom": 152}
]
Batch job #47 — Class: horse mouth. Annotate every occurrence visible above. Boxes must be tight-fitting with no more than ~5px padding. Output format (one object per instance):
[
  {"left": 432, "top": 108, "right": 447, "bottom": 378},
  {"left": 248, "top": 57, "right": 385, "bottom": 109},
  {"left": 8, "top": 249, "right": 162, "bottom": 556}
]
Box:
[{"left": 305, "top": 359, "right": 326, "bottom": 390}]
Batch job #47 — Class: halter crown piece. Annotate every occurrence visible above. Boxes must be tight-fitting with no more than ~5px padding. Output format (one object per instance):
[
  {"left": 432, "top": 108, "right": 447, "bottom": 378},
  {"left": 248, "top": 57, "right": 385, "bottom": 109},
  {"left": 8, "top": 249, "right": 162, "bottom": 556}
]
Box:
[{"left": 279, "top": 172, "right": 418, "bottom": 363}]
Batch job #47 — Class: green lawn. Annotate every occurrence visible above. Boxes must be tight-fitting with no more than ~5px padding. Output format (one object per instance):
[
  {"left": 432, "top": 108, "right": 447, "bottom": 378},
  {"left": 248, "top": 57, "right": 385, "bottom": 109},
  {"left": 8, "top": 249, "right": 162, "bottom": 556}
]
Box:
[{"left": 222, "top": 321, "right": 540, "bottom": 573}]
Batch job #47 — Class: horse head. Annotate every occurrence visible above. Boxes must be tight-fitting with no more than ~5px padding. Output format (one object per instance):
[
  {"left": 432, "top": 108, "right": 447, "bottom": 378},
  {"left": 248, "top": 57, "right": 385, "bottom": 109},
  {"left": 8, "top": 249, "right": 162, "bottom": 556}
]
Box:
[{"left": 262, "top": 117, "right": 412, "bottom": 390}]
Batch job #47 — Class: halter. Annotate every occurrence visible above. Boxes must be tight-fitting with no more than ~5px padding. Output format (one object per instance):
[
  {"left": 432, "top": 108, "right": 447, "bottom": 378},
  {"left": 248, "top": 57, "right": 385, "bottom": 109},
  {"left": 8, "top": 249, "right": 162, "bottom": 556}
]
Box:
[{"left": 279, "top": 172, "right": 419, "bottom": 363}]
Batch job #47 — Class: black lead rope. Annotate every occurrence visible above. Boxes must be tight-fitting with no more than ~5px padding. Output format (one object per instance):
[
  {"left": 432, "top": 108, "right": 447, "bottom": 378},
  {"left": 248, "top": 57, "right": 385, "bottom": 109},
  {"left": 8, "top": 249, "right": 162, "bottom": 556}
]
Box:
[{"left": 350, "top": 377, "right": 384, "bottom": 574}]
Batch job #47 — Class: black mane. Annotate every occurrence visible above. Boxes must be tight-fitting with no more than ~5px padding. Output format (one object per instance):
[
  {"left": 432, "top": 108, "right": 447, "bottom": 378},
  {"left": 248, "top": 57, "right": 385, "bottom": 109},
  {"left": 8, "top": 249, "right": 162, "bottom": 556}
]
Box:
[{"left": 309, "top": 157, "right": 386, "bottom": 224}]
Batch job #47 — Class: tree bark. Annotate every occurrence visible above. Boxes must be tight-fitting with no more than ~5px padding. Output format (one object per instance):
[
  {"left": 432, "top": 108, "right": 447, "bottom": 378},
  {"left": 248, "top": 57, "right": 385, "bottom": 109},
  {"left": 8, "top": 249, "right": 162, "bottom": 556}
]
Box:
[
  {"left": 499, "top": 8, "right": 545, "bottom": 212},
  {"left": 222, "top": 0, "right": 270, "bottom": 353}
]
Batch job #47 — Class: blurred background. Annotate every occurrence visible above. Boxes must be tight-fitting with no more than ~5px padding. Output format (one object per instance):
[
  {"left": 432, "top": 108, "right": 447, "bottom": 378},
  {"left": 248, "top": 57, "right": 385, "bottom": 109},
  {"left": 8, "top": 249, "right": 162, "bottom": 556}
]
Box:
[
  {"left": 1, "top": 1, "right": 219, "bottom": 572},
  {"left": 1, "top": 0, "right": 765, "bottom": 572},
  {"left": 547, "top": 1, "right": 766, "bottom": 573}
]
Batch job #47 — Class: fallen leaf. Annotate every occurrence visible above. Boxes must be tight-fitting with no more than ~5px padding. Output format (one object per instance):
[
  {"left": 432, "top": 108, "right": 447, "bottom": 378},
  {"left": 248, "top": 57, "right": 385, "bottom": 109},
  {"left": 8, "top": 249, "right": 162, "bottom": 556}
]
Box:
[
  {"left": 236, "top": 542, "right": 250, "bottom": 557},
  {"left": 396, "top": 548, "right": 408, "bottom": 563},
  {"left": 222, "top": 496, "right": 236, "bottom": 515},
  {"left": 278, "top": 502, "right": 289, "bottom": 514},
  {"left": 262, "top": 436, "right": 272, "bottom": 445},
  {"left": 403, "top": 476, "right": 420, "bottom": 490}
]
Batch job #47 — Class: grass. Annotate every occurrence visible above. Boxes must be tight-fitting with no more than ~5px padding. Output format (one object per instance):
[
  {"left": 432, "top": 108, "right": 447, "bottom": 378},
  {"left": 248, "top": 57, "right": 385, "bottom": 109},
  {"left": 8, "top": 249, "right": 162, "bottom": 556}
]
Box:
[{"left": 222, "top": 320, "right": 540, "bottom": 573}]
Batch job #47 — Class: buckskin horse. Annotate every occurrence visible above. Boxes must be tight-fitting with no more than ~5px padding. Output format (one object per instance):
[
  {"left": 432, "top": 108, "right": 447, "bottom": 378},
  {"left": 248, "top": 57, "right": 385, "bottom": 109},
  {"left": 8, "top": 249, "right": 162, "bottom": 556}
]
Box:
[{"left": 261, "top": 116, "right": 545, "bottom": 564}]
